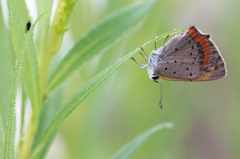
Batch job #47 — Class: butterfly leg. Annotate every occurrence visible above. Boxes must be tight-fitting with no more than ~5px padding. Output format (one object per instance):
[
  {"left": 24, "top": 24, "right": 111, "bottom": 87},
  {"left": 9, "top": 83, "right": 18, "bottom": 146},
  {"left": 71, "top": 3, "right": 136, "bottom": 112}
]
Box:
[
  {"left": 140, "top": 47, "right": 148, "bottom": 62},
  {"left": 163, "top": 35, "right": 169, "bottom": 44},
  {"left": 131, "top": 58, "right": 148, "bottom": 69},
  {"left": 154, "top": 36, "right": 158, "bottom": 50}
]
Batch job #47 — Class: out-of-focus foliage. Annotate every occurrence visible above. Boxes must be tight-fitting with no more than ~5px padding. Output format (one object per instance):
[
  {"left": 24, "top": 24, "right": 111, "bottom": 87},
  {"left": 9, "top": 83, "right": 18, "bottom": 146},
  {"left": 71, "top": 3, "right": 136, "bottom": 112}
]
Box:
[{"left": 0, "top": 0, "right": 239, "bottom": 158}]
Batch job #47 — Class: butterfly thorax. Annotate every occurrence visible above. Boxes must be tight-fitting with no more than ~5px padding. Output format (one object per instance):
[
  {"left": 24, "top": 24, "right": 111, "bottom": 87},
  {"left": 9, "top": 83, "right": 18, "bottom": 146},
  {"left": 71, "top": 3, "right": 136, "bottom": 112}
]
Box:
[{"left": 147, "top": 47, "right": 164, "bottom": 83}]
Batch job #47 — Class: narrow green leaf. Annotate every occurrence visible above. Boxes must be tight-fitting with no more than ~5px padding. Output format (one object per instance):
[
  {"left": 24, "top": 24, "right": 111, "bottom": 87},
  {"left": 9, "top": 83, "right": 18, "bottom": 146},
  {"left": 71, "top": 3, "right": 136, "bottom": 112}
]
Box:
[
  {"left": 30, "top": 29, "right": 182, "bottom": 159},
  {"left": 0, "top": 4, "right": 14, "bottom": 158},
  {"left": 3, "top": 0, "right": 31, "bottom": 157},
  {"left": 3, "top": 13, "right": 46, "bottom": 159},
  {"left": 0, "top": 116, "right": 6, "bottom": 159},
  {"left": 46, "top": 0, "right": 157, "bottom": 94},
  {"left": 110, "top": 123, "right": 174, "bottom": 159},
  {"left": 17, "top": 87, "right": 27, "bottom": 154},
  {"left": 7, "top": 0, "right": 31, "bottom": 59},
  {"left": 22, "top": 35, "right": 41, "bottom": 110},
  {"left": 6, "top": 0, "right": 39, "bottom": 113},
  {"left": 35, "top": 0, "right": 53, "bottom": 54}
]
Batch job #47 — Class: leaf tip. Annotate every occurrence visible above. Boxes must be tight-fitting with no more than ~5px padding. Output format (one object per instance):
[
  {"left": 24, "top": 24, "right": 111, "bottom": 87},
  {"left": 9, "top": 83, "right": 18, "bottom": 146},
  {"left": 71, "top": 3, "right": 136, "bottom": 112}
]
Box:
[{"left": 164, "top": 122, "right": 174, "bottom": 129}]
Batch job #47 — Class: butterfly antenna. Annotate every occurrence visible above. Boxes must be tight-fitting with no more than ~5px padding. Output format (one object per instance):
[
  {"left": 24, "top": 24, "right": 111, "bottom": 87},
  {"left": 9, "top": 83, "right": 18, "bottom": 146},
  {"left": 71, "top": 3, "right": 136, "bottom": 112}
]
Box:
[{"left": 159, "top": 80, "right": 163, "bottom": 109}]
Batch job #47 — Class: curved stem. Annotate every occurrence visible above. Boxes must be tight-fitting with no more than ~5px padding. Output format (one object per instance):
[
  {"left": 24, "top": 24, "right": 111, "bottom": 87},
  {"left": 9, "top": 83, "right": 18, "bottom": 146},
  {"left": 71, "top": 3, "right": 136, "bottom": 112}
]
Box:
[{"left": 19, "top": 110, "right": 39, "bottom": 159}]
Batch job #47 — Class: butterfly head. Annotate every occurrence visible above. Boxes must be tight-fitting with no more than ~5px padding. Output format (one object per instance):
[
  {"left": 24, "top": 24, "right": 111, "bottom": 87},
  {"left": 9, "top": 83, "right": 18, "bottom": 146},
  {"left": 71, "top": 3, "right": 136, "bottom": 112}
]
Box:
[{"left": 148, "top": 50, "right": 161, "bottom": 83}]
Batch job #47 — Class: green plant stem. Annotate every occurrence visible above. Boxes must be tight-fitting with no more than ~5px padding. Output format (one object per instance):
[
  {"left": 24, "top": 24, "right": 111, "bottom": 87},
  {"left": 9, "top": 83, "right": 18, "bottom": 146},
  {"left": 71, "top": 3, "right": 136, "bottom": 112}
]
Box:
[
  {"left": 19, "top": 110, "right": 39, "bottom": 159},
  {"left": 39, "top": 0, "right": 75, "bottom": 100},
  {"left": 39, "top": 50, "right": 53, "bottom": 101}
]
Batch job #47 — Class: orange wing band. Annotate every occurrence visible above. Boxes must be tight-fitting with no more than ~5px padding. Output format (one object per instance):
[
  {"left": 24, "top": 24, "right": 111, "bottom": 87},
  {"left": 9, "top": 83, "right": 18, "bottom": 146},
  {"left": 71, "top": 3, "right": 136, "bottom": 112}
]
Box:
[{"left": 187, "top": 27, "right": 211, "bottom": 65}]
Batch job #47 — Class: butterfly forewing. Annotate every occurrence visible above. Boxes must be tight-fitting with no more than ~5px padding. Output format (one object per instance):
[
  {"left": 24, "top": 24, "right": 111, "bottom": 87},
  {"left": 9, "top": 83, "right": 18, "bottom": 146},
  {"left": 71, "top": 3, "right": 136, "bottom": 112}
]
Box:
[{"left": 154, "top": 26, "right": 226, "bottom": 81}]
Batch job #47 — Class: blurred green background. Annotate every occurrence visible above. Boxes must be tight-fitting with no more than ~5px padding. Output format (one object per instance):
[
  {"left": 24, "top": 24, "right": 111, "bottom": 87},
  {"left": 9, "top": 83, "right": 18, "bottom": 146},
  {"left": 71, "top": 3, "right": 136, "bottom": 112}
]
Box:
[
  {"left": 2, "top": 0, "right": 240, "bottom": 158},
  {"left": 46, "top": 0, "right": 239, "bottom": 159}
]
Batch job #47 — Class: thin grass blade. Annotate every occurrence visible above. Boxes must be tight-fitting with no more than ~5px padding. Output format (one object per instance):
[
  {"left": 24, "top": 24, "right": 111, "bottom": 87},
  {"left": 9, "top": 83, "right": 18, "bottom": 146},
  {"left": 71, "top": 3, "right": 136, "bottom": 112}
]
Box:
[{"left": 110, "top": 123, "right": 174, "bottom": 159}]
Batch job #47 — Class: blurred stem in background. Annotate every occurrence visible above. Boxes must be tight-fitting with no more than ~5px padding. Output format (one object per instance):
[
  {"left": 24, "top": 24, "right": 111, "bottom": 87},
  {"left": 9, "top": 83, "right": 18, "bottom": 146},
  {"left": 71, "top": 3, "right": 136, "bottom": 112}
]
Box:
[{"left": 39, "top": 0, "right": 75, "bottom": 100}]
